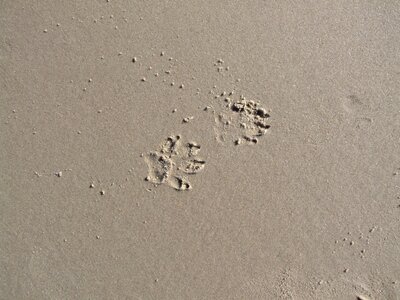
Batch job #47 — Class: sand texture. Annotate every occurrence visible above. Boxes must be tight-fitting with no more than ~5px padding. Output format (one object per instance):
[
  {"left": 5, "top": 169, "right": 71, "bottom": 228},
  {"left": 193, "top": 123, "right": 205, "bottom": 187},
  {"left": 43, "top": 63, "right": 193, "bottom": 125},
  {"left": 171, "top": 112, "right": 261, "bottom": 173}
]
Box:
[{"left": 1, "top": 1, "right": 400, "bottom": 299}]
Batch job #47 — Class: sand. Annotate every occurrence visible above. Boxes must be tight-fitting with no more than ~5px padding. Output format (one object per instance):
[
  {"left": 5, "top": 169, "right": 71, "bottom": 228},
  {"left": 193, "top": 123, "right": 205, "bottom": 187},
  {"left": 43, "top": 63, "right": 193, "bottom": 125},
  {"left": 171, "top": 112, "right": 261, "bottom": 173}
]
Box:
[{"left": 1, "top": 1, "right": 400, "bottom": 299}]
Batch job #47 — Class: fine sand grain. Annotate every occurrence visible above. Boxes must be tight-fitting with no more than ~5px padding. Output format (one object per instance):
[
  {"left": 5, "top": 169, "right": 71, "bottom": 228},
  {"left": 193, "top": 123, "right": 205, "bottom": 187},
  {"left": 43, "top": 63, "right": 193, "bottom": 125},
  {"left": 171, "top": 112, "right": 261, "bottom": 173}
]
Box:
[{"left": 1, "top": 1, "right": 400, "bottom": 299}]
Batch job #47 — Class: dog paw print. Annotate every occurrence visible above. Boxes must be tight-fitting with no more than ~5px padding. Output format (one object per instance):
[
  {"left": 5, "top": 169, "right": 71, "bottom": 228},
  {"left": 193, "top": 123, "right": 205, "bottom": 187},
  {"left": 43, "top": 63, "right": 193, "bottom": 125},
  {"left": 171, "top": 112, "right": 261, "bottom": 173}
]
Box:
[
  {"left": 144, "top": 135, "right": 206, "bottom": 191},
  {"left": 209, "top": 91, "right": 271, "bottom": 145}
]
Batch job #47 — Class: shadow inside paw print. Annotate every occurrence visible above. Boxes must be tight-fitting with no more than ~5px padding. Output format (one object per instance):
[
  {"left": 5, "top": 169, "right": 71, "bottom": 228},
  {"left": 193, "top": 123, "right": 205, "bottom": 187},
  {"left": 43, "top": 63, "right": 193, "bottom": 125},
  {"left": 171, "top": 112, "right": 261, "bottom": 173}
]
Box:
[{"left": 144, "top": 135, "right": 206, "bottom": 191}]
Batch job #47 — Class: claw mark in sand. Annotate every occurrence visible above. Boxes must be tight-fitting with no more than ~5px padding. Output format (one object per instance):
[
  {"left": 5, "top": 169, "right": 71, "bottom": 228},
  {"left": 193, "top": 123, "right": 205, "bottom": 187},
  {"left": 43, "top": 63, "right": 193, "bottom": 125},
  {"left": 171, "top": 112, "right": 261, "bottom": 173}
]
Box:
[
  {"left": 144, "top": 135, "right": 206, "bottom": 191},
  {"left": 209, "top": 91, "right": 271, "bottom": 145}
]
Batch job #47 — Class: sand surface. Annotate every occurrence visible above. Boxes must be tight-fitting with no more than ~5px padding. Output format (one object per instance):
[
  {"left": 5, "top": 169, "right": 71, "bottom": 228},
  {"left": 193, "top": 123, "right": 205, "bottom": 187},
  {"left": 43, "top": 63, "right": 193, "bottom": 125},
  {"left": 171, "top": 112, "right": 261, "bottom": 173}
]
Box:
[{"left": 1, "top": 1, "right": 400, "bottom": 299}]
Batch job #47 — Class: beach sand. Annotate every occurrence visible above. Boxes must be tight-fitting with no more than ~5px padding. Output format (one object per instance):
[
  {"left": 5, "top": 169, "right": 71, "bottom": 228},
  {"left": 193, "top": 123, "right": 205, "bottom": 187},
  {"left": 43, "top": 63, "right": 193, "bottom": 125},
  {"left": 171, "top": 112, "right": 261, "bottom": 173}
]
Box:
[{"left": 1, "top": 1, "right": 400, "bottom": 299}]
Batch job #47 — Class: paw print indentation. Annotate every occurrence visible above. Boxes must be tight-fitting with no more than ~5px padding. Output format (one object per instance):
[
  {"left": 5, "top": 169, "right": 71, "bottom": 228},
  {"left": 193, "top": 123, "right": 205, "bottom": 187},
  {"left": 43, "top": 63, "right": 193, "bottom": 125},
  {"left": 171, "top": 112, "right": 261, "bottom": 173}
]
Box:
[
  {"left": 144, "top": 135, "right": 206, "bottom": 191},
  {"left": 210, "top": 91, "right": 271, "bottom": 146}
]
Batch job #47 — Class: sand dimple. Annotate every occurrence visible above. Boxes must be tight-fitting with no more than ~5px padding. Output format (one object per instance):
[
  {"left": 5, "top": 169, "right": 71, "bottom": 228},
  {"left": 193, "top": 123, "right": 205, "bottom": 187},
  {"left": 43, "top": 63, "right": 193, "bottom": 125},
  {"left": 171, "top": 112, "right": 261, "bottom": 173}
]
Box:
[
  {"left": 144, "top": 136, "right": 206, "bottom": 191},
  {"left": 342, "top": 94, "right": 371, "bottom": 114}
]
